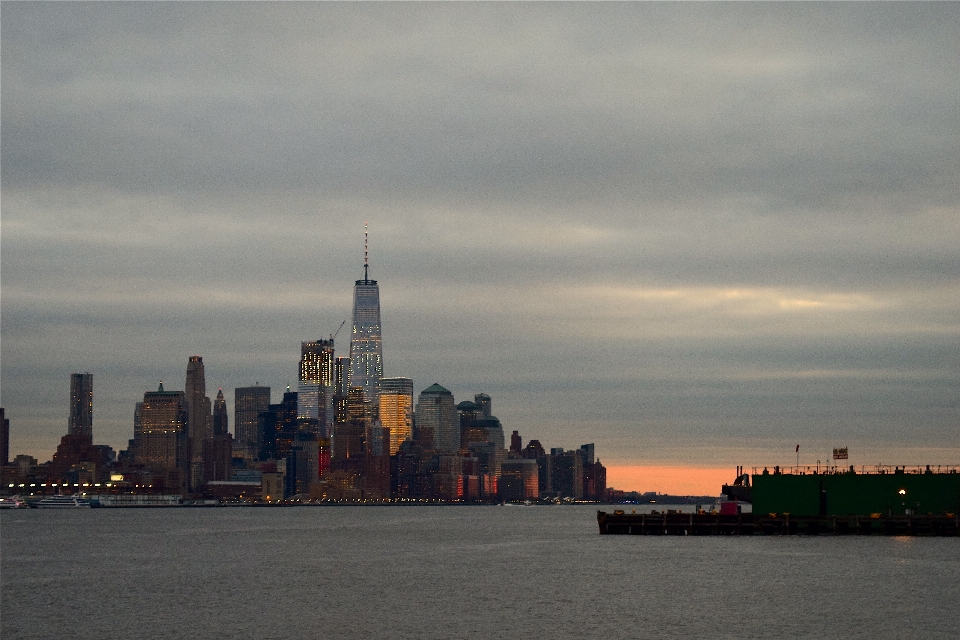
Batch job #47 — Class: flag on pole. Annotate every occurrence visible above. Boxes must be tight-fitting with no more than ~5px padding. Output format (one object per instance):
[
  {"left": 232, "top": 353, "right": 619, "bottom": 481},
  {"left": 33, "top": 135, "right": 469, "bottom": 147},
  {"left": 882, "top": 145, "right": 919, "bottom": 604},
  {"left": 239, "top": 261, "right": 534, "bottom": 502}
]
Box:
[{"left": 796, "top": 444, "right": 800, "bottom": 452}]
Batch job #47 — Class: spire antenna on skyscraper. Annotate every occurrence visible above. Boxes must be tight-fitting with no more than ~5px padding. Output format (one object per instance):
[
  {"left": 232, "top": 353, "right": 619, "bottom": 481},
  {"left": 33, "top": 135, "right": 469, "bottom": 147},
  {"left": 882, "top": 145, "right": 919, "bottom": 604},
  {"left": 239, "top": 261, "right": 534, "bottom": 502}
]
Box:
[{"left": 364, "top": 221, "right": 369, "bottom": 283}]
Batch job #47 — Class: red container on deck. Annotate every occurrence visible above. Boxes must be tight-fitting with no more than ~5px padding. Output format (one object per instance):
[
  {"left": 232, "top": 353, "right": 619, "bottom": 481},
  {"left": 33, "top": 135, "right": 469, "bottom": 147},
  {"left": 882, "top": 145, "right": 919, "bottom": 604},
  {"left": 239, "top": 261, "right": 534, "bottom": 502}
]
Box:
[{"left": 719, "top": 502, "right": 740, "bottom": 515}]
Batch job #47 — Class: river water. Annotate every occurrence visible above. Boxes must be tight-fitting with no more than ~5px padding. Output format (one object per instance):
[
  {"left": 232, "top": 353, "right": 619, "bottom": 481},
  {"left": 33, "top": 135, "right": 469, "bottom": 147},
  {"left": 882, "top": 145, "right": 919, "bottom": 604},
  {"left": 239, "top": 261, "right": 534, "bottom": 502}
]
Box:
[{"left": 2, "top": 504, "right": 958, "bottom": 639}]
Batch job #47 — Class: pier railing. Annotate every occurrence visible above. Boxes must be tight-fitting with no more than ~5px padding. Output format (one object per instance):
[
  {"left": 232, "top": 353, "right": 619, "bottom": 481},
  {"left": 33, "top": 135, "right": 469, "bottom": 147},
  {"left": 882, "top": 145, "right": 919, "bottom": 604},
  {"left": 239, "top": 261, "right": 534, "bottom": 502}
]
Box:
[{"left": 751, "top": 464, "right": 959, "bottom": 477}]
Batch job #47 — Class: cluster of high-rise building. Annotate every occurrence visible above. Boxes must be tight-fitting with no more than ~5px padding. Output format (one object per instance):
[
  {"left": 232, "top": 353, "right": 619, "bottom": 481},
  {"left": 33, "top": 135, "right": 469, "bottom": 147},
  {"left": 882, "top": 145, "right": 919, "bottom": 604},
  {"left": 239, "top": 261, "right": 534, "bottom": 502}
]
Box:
[
  {"left": 126, "top": 358, "right": 233, "bottom": 494},
  {"left": 1, "top": 229, "right": 606, "bottom": 502}
]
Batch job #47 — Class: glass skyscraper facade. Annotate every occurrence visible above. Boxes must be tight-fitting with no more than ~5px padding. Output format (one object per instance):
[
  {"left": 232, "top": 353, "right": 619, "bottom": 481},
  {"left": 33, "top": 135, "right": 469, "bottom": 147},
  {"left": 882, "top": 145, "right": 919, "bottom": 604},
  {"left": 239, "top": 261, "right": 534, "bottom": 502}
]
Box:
[
  {"left": 415, "top": 383, "right": 458, "bottom": 453},
  {"left": 379, "top": 377, "right": 413, "bottom": 455},
  {"left": 349, "top": 227, "right": 383, "bottom": 406}
]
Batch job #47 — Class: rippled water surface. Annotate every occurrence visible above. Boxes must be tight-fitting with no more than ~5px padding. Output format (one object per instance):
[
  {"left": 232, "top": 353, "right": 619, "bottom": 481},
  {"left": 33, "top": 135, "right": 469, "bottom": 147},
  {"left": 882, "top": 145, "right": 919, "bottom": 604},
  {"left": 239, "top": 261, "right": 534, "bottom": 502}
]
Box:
[{"left": 2, "top": 505, "right": 958, "bottom": 639}]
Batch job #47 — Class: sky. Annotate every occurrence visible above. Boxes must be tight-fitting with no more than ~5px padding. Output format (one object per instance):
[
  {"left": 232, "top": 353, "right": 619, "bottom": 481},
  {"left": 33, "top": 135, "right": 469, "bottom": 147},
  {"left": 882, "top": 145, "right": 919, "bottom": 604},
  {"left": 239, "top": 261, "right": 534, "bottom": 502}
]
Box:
[{"left": 2, "top": 2, "right": 959, "bottom": 495}]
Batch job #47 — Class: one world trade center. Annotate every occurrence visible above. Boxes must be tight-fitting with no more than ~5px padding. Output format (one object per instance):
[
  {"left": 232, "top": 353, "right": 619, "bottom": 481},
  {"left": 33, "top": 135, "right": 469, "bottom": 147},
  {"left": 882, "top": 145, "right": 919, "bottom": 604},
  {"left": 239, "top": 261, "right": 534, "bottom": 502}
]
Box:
[{"left": 349, "top": 224, "right": 384, "bottom": 406}]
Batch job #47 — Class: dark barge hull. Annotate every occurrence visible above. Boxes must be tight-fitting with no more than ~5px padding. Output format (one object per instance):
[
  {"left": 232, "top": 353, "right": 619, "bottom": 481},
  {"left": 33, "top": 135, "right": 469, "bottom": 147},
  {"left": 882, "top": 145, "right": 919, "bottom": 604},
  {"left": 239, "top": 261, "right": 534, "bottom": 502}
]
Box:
[{"left": 597, "top": 511, "right": 960, "bottom": 536}]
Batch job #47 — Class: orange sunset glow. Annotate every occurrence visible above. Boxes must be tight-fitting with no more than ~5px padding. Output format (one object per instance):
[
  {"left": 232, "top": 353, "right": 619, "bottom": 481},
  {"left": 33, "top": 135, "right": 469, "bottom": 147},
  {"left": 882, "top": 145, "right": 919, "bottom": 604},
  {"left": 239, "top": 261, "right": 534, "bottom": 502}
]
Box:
[{"left": 606, "top": 465, "right": 736, "bottom": 496}]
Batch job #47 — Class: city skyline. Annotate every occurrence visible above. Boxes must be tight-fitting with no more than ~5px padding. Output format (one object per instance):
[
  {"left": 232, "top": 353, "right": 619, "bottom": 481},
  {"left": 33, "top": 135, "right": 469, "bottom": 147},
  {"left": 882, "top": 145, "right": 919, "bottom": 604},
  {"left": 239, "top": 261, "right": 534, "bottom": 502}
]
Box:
[{"left": 2, "top": 3, "right": 959, "bottom": 495}]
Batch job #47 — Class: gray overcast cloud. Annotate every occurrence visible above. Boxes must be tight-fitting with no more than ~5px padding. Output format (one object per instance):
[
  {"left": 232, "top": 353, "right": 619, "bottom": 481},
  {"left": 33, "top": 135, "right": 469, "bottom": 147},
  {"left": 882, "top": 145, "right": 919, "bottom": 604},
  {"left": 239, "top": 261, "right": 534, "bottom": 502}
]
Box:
[{"left": 2, "top": 2, "right": 959, "bottom": 477}]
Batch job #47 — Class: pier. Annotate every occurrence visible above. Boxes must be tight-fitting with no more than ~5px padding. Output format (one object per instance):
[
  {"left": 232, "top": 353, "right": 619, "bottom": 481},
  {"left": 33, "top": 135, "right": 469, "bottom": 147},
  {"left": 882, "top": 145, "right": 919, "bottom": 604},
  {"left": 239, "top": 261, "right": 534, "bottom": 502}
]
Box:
[{"left": 597, "top": 510, "right": 960, "bottom": 536}]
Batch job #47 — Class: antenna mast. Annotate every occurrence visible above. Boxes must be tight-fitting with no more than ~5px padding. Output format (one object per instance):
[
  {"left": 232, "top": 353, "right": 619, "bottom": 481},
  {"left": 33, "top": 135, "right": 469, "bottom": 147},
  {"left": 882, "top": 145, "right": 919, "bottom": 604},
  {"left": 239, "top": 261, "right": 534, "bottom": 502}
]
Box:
[{"left": 364, "top": 222, "right": 369, "bottom": 282}]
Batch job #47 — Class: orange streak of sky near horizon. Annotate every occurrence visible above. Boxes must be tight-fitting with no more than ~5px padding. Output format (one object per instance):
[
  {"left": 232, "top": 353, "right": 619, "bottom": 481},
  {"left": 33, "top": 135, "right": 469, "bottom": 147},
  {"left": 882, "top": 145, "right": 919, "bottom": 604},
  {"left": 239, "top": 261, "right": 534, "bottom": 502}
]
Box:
[{"left": 605, "top": 465, "right": 735, "bottom": 496}]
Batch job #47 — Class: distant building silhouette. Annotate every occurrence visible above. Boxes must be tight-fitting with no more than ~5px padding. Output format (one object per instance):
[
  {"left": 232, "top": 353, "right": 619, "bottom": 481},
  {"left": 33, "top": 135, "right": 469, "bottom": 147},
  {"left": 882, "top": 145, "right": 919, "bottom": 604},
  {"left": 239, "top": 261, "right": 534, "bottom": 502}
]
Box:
[
  {"left": 510, "top": 430, "right": 522, "bottom": 455},
  {"left": 457, "top": 400, "right": 481, "bottom": 443},
  {"left": 68, "top": 373, "right": 93, "bottom": 439},
  {"left": 185, "top": 356, "right": 212, "bottom": 490},
  {"left": 47, "top": 374, "right": 107, "bottom": 483},
  {"left": 550, "top": 448, "right": 583, "bottom": 499},
  {"left": 1, "top": 408, "right": 9, "bottom": 465},
  {"left": 258, "top": 389, "right": 298, "bottom": 462},
  {"left": 331, "top": 387, "right": 368, "bottom": 486},
  {"left": 234, "top": 386, "right": 270, "bottom": 460},
  {"left": 433, "top": 452, "right": 463, "bottom": 500},
  {"left": 333, "top": 356, "right": 350, "bottom": 424},
  {"left": 457, "top": 394, "right": 505, "bottom": 482},
  {"left": 474, "top": 393, "right": 491, "bottom": 419},
  {"left": 287, "top": 432, "right": 319, "bottom": 497},
  {"left": 521, "top": 439, "right": 550, "bottom": 496},
  {"left": 522, "top": 439, "right": 545, "bottom": 460},
  {"left": 332, "top": 418, "right": 366, "bottom": 472},
  {"left": 213, "top": 389, "right": 229, "bottom": 436},
  {"left": 203, "top": 389, "right": 232, "bottom": 482},
  {"left": 500, "top": 458, "right": 539, "bottom": 501},
  {"left": 580, "top": 443, "right": 595, "bottom": 466},
  {"left": 467, "top": 417, "right": 505, "bottom": 473},
  {"left": 49, "top": 433, "right": 109, "bottom": 484},
  {"left": 364, "top": 424, "right": 391, "bottom": 499},
  {"left": 133, "top": 383, "right": 189, "bottom": 493},
  {"left": 416, "top": 384, "right": 457, "bottom": 452},
  {"left": 582, "top": 459, "right": 607, "bottom": 502}
]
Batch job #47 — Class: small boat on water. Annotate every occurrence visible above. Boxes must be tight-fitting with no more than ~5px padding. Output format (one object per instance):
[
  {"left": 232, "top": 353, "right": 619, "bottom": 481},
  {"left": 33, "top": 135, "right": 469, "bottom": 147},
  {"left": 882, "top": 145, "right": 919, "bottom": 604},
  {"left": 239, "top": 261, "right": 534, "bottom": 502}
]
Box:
[
  {"left": 35, "top": 495, "right": 92, "bottom": 509},
  {"left": 0, "top": 496, "right": 27, "bottom": 509}
]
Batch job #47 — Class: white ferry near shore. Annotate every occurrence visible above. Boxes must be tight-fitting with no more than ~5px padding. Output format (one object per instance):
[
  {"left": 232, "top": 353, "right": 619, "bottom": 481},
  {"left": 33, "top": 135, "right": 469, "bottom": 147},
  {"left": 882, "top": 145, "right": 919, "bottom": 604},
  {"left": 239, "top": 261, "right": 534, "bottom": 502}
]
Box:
[
  {"left": 93, "top": 494, "right": 183, "bottom": 508},
  {"left": 35, "top": 495, "right": 92, "bottom": 508}
]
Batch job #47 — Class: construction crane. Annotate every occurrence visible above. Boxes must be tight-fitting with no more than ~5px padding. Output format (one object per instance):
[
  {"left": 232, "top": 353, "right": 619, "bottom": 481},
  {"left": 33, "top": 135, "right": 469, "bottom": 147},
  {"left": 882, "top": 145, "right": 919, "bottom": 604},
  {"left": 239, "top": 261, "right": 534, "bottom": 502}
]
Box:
[{"left": 330, "top": 320, "right": 346, "bottom": 343}]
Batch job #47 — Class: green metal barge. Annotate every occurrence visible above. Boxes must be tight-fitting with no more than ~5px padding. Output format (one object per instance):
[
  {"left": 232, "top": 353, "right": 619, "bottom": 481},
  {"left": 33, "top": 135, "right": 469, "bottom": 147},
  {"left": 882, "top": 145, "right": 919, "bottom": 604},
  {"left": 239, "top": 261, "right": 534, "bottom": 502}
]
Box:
[
  {"left": 600, "top": 464, "right": 960, "bottom": 536},
  {"left": 750, "top": 464, "right": 960, "bottom": 517},
  {"left": 597, "top": 510, "right": 960, "bottom": 536}
]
